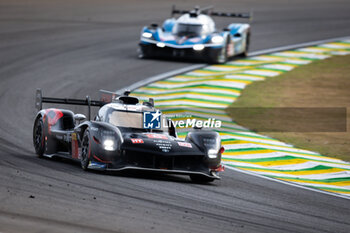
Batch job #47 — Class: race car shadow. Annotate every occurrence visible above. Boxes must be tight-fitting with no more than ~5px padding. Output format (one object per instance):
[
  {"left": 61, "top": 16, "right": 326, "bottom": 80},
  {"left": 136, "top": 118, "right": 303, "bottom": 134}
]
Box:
[
  {"left": 106, "top": 170, "right": 194, "bottom": 184},
  {"left": 105, "top": 169, "right": 217, "bottom": 185},
  {"left": 38, "top": 155, "right": 215, "bottom": 185},
  {"left": 140, "top": 54, "right": 243, "bottom": 64},
  {"left": 141, "top": 56, "right": 203, "bottom": 64}
]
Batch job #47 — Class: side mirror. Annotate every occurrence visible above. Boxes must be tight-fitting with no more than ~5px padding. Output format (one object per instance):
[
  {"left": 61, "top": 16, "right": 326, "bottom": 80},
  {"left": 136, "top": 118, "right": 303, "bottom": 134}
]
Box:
[
  {"left": 148, "top": 98, "right": 154, "bottom": 107},
  {"left": 223, "top": 28, "right": 230, "bottom": 32},
  {"left": 74, "top": 114, "right": 86, "bottom": 125},
  {"left": 143, "top": 98, "right": 154, "bottom": 108}
]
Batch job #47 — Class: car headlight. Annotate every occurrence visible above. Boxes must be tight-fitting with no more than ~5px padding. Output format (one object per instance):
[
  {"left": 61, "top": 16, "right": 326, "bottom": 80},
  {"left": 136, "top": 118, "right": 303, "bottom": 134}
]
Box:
[
  {"left": 193, "top": 44, "right": 205, "bottom": 51},
  {"left": 142, "top": 32, "right": 152, "bottom": 39},
  {"left": 203, "top": 136, "right": 221, "bottom": 159},
  {"left": 211, "top": 35, "right": 224, "bottom": 44},
  {"left": 156, "top": 42, "right": 165, "bottom": 48},
  {"left": 103, "top": 139, "right": 115, "bottom": 151},
  {"left": 207, "top": 149, "right": 218, "bottom": 158}
]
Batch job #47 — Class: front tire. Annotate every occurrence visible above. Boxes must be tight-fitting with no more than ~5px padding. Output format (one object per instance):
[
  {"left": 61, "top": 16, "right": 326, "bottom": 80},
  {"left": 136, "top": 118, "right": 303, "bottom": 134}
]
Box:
[
  {"left": 33, "top": 118, "right": 45, "bottom": 157},
  {"left": 138, "top": 45, "right": 151, "bottom": 59},
  {"left": 216, "top": 42, "right": 228, "bottom": 64},
  {"left": 209, "top": 37, "right": 229, "bottom": 64},
  {"left": 242, "top": 32, "right": 250, "bottom": 57},
  {"left": 81, "top": 130, "right": 91, "bottom": 170}
]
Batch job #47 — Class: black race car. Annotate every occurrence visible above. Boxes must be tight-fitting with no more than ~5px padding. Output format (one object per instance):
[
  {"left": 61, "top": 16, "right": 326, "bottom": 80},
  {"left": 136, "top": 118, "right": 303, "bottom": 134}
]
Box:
[{"left": 33, "top": 89, "right": 224, "bottom": 182}]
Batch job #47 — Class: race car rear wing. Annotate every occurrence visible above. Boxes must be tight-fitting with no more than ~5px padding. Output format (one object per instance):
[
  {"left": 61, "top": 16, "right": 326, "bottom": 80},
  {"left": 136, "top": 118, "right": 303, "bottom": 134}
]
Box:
[
  {"left": 35, "top": 89, "right": 105, "bottom": 120},
  {"left": 171, "top": 5, "right": 252, "bottom": 20},
  {"left": 210, "top": 11, "right": 251, "bottom": 19},
  {"left": 35, "top": 89, "right": 155, "bottom": 120}
]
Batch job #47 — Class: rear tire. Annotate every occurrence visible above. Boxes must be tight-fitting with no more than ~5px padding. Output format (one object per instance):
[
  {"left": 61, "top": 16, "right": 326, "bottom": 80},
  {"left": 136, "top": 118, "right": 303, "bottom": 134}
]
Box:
[
  {"left": 33, "top": 118, "right": 45, "bottom": 157},
  {"left": 81, "top": 130, "right": 91, "bottom": 170},
  {"left": 190, "top": 174, "right": 215, "bottom": 183}
]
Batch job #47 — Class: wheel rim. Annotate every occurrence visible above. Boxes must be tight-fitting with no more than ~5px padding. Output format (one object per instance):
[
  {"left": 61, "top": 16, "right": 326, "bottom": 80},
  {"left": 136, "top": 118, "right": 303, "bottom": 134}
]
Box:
[
  {"left": 34, "top": 121, "right": 43, "bottom": 151},
  {"left": 81, "top": 134, "right": 89, "bottom": 166}
]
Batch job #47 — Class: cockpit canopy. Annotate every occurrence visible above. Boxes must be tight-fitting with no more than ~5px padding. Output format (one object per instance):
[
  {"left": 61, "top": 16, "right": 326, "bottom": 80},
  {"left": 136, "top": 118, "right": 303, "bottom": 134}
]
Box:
[
  {"left": 172, "top": 13, "right": 215, "bottom": 37},
  {"left": 108, "top": 110, "right": 143, "bottom": 129},
  {"left": 97, "top": 103, "right": 169, "bottom": 131}
]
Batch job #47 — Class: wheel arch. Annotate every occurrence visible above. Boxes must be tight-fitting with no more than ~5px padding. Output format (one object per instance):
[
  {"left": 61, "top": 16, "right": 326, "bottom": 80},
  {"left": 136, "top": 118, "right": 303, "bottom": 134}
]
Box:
[
  {"left": 76, "top": 122, "right": 90, "bottom": 142},
  {"left": 185, "top": 130, "right": 222, "bottom": 167},
  {"left": 33, "top": 110, "right": 46, "bottom": 125}
]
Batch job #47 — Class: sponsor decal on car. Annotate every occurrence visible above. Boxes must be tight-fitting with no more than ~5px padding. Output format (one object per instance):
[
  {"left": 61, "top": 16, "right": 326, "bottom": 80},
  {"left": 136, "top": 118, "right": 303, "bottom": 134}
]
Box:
[
  {"left": 131, "top": 138, "right": 144, "bottom": 144},
  {"left": 146, "top": 134, "right": 168, "bottom": 139},
  {"left": 188, "top": 37, "right": 201, "bottom": 43},
  {"left": 177, "top": 142, "right": 192, "bottom": 148},
  {"left": 154, "top": 139, "right": 172, "bottom": 152},
  {"left": 88, "top": 161, "right": 107, "bottom": 169}
]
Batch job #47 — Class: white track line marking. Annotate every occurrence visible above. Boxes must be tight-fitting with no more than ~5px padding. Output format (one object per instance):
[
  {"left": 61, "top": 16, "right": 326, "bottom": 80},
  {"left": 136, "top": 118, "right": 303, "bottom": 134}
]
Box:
[{"left": 225, "top": 166, "right": 350, "bottom": 200}]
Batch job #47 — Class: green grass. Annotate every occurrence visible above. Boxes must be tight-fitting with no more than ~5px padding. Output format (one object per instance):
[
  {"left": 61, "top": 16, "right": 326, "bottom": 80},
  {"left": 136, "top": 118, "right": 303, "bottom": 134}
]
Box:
[{"left": 226, "top": 54, "right": 350, "bottom": 161}]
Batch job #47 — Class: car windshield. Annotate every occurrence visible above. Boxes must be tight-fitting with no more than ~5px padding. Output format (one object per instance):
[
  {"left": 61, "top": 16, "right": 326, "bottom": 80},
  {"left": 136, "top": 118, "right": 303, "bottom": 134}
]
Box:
[
  {"left": 107, "top": 110, "right": 168, "bottom": 131},
  {"left": 108, "top": 110, "right": 143, "bottom": 128},
  {"left": 173, "top": 23, "right": 203, "bottom": 37}
]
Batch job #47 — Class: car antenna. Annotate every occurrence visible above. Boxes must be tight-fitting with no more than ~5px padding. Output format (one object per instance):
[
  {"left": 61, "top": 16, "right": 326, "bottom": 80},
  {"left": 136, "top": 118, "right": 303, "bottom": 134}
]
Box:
[
  {"left": 123, "top": 90, "right": 131, "bottom": 96},
  {"left": 200, "top": 5, "right": 214, "bottom": 14}
]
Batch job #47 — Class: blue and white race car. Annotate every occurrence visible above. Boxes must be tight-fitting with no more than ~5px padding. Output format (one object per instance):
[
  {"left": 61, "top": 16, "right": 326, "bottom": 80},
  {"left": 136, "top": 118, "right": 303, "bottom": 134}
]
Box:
[{"left": 139, "top": 6, "right": 251, "bottom": 64}]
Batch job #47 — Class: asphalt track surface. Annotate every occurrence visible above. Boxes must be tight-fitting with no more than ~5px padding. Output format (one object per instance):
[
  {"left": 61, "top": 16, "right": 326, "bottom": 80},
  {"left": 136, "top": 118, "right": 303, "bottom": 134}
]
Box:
[{"left": 0, "top": 0, "right": 350, "bottom": 232}]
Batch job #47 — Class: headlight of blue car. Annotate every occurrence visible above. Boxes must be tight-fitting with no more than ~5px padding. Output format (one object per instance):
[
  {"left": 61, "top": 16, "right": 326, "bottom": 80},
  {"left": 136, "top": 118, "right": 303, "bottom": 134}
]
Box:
[
  {"left": 142, "top": 32, "right": 152, "bottom": 39},
  {"left": 211, "top": 35, "right": 224, "bottom": 44}
]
